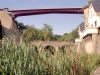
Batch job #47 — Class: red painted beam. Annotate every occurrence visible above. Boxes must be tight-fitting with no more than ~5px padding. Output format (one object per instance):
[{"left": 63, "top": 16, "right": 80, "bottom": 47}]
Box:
[
  {"left": 8, "top": 8, "right": 83, "bottom": 12},
  {"left": 8, "top": 8, "right": 83, "bottom": 18}
]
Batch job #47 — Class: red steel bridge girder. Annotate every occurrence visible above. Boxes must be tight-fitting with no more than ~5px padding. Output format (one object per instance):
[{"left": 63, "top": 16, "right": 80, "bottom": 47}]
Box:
[{"left": 7, "top": 8, "right": 83, "bottom": 18}]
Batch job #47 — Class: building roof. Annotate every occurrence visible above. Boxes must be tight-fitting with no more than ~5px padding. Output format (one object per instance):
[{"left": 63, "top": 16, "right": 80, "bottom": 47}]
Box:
[
  {"left": 89, "top": 0, "right": 95, "bottom": 2},
  {"left": 79, "top": 22, "right": 84, "bottom": 32},
  {"left": 92, "top": 0, "right": 100, "bottom": 12},
  {"left": 84, "top": 0, "right": 100, "bottom": 12}
]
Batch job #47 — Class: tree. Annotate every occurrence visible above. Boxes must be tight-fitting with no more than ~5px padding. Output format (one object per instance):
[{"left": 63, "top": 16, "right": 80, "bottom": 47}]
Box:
[
  {"left": 41, "top": 24, "right": 54, "bottom": 41},
  {"left": 63, "top": 29, "right": 79, "bottom": 42},
  {"left": 54, "top": 35, "right": 63, "bottom": 41},
  {"left": 17, "top": 21, "right": 79, "bottom": 42},
  {"left": 22, "top": 24, "right": 55, "bottom": 41},
  {"left": 63, "top": 33, "right": 68, "bottom": 36},
  {"left": 22, "top": 25, "right": 39, "bottom": 41},
  {"left": 17, "top": 22, "right": 27, "bottom": 31}
]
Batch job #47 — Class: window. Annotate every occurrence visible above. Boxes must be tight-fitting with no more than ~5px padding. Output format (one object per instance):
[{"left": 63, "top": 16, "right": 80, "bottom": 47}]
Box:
[{"left": 95, "top": 21, "right": 97, "bottom": 27}]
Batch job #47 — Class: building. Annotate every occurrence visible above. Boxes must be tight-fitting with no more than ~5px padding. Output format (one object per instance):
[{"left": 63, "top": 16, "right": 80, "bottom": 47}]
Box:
[{"left": 77, "top": 0, "right": 100, "bottom": 54}]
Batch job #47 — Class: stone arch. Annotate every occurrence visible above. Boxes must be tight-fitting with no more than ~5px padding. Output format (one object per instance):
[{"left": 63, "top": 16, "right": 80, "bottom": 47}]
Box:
[
  {"left": 44, "top": 45, "right": 55, "bottom": 55},
  {"left": 59, "top": 45, "right": 71, "bottom": 52}
]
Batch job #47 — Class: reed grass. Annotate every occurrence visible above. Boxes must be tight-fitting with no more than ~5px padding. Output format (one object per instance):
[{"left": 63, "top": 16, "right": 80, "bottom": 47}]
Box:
[{"left": 0, "top": 38, "right": 100, "bottom": 75}]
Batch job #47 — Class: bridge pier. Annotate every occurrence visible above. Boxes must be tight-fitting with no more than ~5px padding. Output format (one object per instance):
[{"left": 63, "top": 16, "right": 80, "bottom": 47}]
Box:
[{"left": 0, "top": 9, "right": 20, "bottom": 41}]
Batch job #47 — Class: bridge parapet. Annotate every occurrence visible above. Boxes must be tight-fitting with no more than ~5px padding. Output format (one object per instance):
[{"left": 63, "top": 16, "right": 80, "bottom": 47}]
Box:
[
  {"left": 7, "top": 8, "right": 83, "bottom": 18},
  {"left": 31, "top": 41, "right": 75, "bottom": 50}
]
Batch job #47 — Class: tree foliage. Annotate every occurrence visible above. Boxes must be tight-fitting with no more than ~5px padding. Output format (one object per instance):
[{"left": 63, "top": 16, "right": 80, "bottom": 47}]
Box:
[
  {"left": 18, "top": 22, "right": 79, "bottom": 42},
  {"left": 22, "top": 24, "right": 55, "bottom": 41},
  {"left": 63, "top": 29, "right": 79, "bottom": 42}
]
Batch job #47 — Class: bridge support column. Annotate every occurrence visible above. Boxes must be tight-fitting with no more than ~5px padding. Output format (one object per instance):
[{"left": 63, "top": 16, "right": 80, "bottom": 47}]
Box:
[{"left": 0, "top": 10, "right": 20, "bottom": 41}]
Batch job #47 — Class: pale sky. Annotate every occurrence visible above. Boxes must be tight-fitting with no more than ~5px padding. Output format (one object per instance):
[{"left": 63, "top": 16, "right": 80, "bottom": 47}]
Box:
[{"left": 0, "top": 0, "right": 88, "bottom": 35}]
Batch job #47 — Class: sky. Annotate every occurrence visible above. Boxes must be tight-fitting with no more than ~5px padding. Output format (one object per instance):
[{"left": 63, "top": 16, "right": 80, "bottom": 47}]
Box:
[{"left": 0, "top": 0, "right": 88, "bottom": 35}]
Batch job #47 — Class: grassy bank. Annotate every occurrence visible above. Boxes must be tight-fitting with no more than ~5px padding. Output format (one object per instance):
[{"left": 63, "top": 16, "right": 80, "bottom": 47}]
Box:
[{"left": 0, "top": 39, "right": 100, "bottom": 75}]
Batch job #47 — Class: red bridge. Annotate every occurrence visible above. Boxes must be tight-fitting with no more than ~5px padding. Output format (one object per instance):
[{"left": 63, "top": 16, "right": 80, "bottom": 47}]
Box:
[{"left": 4, "top": 8, "right": 84, "bottom": 18}]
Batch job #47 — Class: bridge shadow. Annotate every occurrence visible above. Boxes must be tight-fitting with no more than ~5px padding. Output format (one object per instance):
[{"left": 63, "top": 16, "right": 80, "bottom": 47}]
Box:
[{"left": 0, "top": 21, "right": 3, "bottom": 40}]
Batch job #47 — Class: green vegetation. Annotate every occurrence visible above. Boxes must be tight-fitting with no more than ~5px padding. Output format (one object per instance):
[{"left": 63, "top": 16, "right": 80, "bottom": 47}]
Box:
[
  {"left": 0, "top": 38, "right": 100, "bottom": 75},
  {"left": 22, "top": 24, "right": 55, "bottom": 41},
  {"left": 62, "top": 29, "right": 79, "bottom": 42},
  {"left": 0, "top": 22, "right": 99, "bottom": 75},
  {"left": 17, "top": 22, "right": 79, "bottom": 42}
]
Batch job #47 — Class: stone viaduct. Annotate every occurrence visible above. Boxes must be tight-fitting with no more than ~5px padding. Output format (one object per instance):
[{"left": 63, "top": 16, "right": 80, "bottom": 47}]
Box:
[
  {"left": 31, "top": 41, "right": 75, "bottom": 54},
  {"left": 31, "top": 41, "right": 74, "bottom": 49}
]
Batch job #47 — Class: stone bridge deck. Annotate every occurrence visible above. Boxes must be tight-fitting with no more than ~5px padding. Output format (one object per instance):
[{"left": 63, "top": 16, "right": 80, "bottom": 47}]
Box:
[{"left": 31, "top": 41, "right": 75, "bottom": 49}]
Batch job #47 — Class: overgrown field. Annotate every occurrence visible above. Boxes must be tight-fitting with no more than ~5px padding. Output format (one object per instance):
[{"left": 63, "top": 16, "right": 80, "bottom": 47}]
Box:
[{"left": 0, "top": 39, "right": 100, "bottom": 75}]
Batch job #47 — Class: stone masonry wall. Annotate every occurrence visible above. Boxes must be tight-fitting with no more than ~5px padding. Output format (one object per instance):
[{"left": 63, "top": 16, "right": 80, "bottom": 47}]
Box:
[{"left": 0, "top": 10, "right": 19, "bottom": 40}]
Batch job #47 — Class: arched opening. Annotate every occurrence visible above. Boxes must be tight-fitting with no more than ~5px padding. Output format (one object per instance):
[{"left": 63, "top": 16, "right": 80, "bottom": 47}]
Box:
[
  {"left": 59, "top": 45, "right": 71, "bottom": 53},
  {"left": 44, "top": 45, "right": 55, "bottom": 55},
  {"left": 0, "top": 21, "right": 3, "bottom": 40},
  {"left": 59, "top": 46, "right": 67, "bottom": 52}
]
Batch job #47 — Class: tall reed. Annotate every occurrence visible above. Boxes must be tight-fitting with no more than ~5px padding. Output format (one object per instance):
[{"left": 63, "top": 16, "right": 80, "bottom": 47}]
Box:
[{"left": 0, "top": 38, "right": 100, "bottom": 75}]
